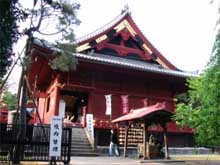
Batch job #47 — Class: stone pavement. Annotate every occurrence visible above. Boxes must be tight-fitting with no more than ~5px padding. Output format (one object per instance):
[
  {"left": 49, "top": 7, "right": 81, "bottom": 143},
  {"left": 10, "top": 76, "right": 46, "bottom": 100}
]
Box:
[
  {"left": 69, "top": 156, "right": 220, "bottom": 165},
  {"left": 70, "top": 156, "right": 140, "bottom": 165},
  {"left": 3, "top": 154, "right": 220, "bottom": 165},
  {"left": 70, "top": 156, "right": 185, "bottom": 165}
]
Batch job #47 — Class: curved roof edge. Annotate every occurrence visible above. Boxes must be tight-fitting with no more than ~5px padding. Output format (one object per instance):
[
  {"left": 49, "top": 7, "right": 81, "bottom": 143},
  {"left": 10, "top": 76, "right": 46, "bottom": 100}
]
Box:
[
  {"left": 111, "top": 102, "right": 173, "bottom": 123},
  {"left": 75, "top": 10, "right": 129, "bottom": 44},
  {"left": 74, "top": 52, "right": 197, "bottom": 78},
  {"left": 32, "top": 38, "right": 198, "bottom": 78},
  {"left": 74, "top": 10, "right": 180, "bottom": 70}
]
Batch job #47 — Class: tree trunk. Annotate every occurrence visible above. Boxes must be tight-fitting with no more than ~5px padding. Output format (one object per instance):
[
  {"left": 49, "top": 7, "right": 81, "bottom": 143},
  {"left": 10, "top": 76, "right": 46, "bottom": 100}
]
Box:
[{"left": 12, "top": 75, "right": 27, "bottom": 164}]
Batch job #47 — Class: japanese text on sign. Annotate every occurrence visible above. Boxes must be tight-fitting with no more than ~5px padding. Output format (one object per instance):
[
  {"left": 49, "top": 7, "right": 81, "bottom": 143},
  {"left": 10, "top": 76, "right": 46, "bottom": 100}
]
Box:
[{"left": 49, "top": 116, "right": 62, "bottom": 157}]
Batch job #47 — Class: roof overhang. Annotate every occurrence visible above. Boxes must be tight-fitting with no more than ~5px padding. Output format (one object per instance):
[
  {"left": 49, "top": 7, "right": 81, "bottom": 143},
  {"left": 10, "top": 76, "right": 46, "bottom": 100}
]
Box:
[
  {"left": 75, "top": 52, "right": 197, "bottom": 78},
  {"left": 112, "top": 102, "right": 173, "bottom": 124},
  {"left": 31, "top": 38, "right": 197, "bottom": 78}
]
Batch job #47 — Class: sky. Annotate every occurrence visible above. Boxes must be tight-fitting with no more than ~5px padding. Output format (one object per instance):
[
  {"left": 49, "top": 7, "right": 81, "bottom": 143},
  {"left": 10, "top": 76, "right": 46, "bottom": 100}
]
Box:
[{"left": 8, "top": 0, "right": 219, "bottom": 91}]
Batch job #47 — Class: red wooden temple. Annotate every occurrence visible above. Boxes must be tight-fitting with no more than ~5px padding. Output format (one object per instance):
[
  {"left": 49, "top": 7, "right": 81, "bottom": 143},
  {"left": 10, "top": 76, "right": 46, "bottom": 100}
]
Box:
[{"left": 27, "top": 10, "right": 196, "bottom": 147}]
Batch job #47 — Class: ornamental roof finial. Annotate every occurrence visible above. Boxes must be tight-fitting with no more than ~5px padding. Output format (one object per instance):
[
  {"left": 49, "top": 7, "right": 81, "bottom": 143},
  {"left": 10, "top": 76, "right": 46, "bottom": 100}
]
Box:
[{"left": 121, "top": 4, "right": 130, "bottom": 14}]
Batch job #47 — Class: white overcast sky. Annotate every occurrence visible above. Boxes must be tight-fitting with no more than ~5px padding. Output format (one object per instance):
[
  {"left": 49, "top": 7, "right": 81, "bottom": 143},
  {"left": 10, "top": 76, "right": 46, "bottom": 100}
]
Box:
[
  {"left": 74, "top": 0, "right": 218, "bottom": 72},
  {"left": 8, "top": 0, "right": 219, "bottom": 91}
]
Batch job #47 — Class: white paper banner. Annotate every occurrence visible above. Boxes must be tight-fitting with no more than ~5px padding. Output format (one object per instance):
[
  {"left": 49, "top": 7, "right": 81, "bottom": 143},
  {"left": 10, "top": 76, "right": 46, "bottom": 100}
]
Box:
[{"left": 105, "top": 94, "right": 112, "bottom": 115}]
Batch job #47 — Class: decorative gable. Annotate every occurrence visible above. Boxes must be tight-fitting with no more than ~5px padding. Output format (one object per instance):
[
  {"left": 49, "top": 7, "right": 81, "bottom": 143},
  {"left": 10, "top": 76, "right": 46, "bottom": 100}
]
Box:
[{"left": 76, "top": 11, "right": 177, "bottom": 70}]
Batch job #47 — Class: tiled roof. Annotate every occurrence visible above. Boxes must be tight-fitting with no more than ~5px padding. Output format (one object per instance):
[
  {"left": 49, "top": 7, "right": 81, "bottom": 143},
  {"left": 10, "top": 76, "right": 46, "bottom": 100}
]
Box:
[
  {"left": 32, "top": 38, "right": 197, "bottom": 78},
  {"left": 111, "top": 102, "right": 172, "bottom": 123},
  {"left": 74, "top": 10, "right": 178, "bottom": 70},
  {"left": 74, "top": 52, "right": 197, "bottom": 78},
  {"left": 75, "top": 11, "right": 128, "bottom": 44}
]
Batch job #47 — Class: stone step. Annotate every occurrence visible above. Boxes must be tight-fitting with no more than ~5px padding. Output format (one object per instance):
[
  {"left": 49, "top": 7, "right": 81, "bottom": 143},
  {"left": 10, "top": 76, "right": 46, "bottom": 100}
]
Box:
[
  {"left": 71, "top": 139, "right": 88, "bottom": 143},
  {"left": 71, "top": 148, "right": 93, "bottom": 152},
  {"left": 72, "top": 130, "right": 86, "bottom": 133},
  {"left": 72, "top": 134, "right": 87, "bottom": 136},
  {"left": 72, "top": 130, "right": 86, "bottom": 134},
  {"left": 72, "top": 137, "right": 88, "bottom": 140},
  {"left": 72, "top": 144, "right": 91, "bottom": 148},
  {"left": 71, "top": 152, "right": 99, "bottom": 157},
  {"left": 72, "top": 139, "right": 87, "bottom": 142},
  {"left": 72, "top": 135, "right": 87, "bottom": 138},
  {"left": 71, "top": 140, "right": 90, "bottom": 144},
  {"left": 71, "top": 127, "right": 98, "bottom": 156}
]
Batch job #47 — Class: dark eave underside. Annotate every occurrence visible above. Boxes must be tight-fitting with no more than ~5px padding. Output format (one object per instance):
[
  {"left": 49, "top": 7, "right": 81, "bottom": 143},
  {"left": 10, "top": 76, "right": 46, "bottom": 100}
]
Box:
[{"left": 74, "top": 52, "right": 196, "bottom": 78}]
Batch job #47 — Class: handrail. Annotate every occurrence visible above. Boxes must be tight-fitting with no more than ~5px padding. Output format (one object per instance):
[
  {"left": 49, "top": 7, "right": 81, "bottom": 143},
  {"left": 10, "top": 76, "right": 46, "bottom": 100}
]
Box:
[{"left": 84, "top": 127, "right": 96, "bottom": 151}]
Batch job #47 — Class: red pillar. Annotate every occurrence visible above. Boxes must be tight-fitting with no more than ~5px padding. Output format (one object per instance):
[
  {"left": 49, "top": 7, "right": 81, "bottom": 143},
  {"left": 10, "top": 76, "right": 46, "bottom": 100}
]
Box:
[
  {"left": 50, "top": 74, "right": 61, "bottom": 117},
  {"left": 53, "top": 85, "right": 60, "bottom": 116}
]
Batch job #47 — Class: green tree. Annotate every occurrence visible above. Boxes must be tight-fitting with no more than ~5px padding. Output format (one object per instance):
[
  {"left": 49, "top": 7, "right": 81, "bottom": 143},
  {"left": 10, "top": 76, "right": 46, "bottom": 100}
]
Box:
[
  {"left": 0, "top": 0, "right": 25, "bottom": 78},
  {"left": 0, "top": 0, "right": 80, "bottom": 89},
  {"left": 2, "top": 91, "right": 17, "bottom": 110},
  {"left": 1, "top": 0, "right": 81, "bottom": 163},
  {"left": 22, "top": 0, "right": 81, "bottom": 71},
  {"left": 17, "top": 0, "right": 81, "bottom": 124},
  {"left": 174, "top": 31, "right": 220, "bottom": 146}
]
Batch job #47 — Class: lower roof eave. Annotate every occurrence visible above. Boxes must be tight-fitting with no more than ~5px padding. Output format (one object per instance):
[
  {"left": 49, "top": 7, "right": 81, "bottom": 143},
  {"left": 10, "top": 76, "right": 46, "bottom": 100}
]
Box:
[{"left": 74, "top": 53, "right": 197, "bottom": 78}]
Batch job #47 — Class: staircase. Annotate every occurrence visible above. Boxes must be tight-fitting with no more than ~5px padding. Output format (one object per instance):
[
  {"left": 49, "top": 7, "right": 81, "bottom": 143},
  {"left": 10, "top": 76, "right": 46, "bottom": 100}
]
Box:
[{"left": 71, "top": 127, "right": 98, "bottom": 156}]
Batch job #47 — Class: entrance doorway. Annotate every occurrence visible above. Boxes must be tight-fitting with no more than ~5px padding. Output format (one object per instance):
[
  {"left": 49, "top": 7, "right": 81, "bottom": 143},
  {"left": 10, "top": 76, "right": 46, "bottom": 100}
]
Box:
[{"left": 60, "top": 90, "right": 88, "bottom": 126}]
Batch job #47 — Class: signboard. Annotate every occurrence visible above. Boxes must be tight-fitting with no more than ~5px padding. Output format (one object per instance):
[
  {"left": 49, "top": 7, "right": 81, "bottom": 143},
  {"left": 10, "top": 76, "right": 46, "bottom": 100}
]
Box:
[
  {"left": 86, "top": 114, "right": 94, "bottom": 140},
  {"left": 105, "top": 94, "right": 112, "bottom": 115},
  {"left": 49, "top": 116, "right": 62, "bottom": 157},
  {"left": 59, "top": 99, "right": 66, "bottom": 118}
]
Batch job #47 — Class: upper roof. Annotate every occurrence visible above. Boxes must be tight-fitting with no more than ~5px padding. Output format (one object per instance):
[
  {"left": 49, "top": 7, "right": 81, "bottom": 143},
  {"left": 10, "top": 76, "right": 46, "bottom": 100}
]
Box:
[
  {"left": 31, "top": 9, "right": 197, "bottom": 78},
  {"left": 75, "top": 10, "right": 178, "bottom": 70}
]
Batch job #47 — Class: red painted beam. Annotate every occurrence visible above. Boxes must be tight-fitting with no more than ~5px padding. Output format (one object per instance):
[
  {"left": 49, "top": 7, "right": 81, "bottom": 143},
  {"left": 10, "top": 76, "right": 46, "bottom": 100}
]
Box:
[{"left": 103, "top": 43, "right": 152, "bottom": 60}]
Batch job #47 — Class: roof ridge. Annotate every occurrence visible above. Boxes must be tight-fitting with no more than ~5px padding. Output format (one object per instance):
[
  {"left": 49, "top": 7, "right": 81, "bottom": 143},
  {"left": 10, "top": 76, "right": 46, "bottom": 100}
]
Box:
[{"left": 75, "top": 10, "right": 129, "bottom": 43}]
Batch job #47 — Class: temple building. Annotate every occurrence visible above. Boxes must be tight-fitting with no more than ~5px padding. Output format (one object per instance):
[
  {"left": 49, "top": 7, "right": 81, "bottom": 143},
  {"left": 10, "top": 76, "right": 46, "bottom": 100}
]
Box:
[{"left": 28, "top": 10, "right": 196, "bottom": 147}]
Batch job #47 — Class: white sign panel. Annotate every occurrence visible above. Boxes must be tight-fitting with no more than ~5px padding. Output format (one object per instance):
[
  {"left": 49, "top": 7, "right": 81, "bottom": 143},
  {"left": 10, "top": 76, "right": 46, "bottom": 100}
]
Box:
[
  {"left": 105, "top": 94, "right": 112, "bottom": 115},
  {"left": 86, "top": 114, "right": 94, "bottom": 140},
  {"left": 59, "top": 99, "right": 66, "bottom": 118},
  {"left": 49, "top": 116, "right": 62, "bottom": 157}
]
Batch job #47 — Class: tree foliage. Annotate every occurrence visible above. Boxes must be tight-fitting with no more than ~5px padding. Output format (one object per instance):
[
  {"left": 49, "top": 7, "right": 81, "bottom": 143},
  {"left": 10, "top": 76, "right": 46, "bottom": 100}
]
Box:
[
  {"left": 2, "top": 91, "right": 17, "bottom": 110},
  {"left": 24, "top": 0, "right": 81, "bottom": 72},
  {"left": 24, "top": 0, "right": 80, "bottom": 40},
  {"left": 0, "top": 1, "right": 80, "bottom": 162},
  {"left": 0, "top": 0, "right": 26, "bottom": 78},
  {"left": 174, "top": 31, "right": 220, "bottom": 146},
  {"left": 0, "top": 0, "right": 80, "bottom": 79}
]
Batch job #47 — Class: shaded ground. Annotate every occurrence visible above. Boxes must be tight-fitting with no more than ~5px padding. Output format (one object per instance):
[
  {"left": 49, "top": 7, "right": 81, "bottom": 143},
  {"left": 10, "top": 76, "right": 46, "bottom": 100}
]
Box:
[{"left": 2, "top": 155, "right": 220, "bottom": 165}]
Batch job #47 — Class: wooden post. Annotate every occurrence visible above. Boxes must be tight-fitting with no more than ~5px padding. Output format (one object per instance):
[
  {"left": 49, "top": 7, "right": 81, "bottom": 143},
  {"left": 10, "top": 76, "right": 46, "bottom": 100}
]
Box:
[
  {"left": 82, "top": 106, "right": 87, "bottom": 127},
  {"left": 109, "top": 112, "right": 112, "bottom": 127},
  {"left": 163, "top": 125, "right": 169, "bottom": 159},
  {"left": 123, "top": 123, "right": 129, "bottom": 157},
  {"left": 53, "top": 75, "right": 61, "bottom": 116},
  {"left": 142, "top": 122, "right": 148, "bottom": 160}
]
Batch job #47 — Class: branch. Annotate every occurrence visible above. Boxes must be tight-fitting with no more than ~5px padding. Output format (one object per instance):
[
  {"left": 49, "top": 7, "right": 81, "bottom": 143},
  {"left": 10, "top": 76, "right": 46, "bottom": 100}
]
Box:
[
  {"left": 0, "top": 42, "right": 27, "bottom": 93},
  {"left": 25, "top": 0, "right": 45, "bottom": 37},
  {"left": 35, "top": 0, "right": 45, "bottom": 30},
  {"left": 37, "top": 26, "right": 69, "bottom": 36}
]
